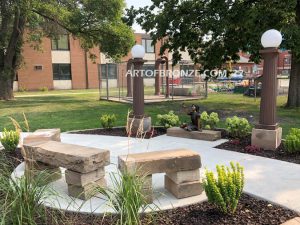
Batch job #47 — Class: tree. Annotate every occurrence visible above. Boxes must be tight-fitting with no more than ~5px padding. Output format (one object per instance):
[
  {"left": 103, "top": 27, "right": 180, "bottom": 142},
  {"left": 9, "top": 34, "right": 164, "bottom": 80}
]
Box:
[
  {"left": 0, "top": 0, "right": 134, "bottom": 100},
  {"left": 130, "top": 0, "right": 300, "bottom": 107}
]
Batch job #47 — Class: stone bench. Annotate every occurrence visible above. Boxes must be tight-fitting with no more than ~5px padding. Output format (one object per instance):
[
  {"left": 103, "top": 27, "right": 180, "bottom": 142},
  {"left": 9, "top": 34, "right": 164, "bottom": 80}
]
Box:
[
  {"left": 118, "top": 149, "right": 203, "bottom": 202},
  {"left": 22, "top": 129, "right": 110, "bottom": 200},
  {"left": 167, "top": 127, "right": 221, "bottom": 141}
]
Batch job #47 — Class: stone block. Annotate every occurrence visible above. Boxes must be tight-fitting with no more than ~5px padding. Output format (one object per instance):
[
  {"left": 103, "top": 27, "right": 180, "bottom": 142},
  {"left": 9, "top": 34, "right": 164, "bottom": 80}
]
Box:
[
  {"left": 166, "top": 169, "right": 200, "bottom": 184},
  {"left": 65, "top": 168, "right": 105, "bottom": 186},
  {"left": 119, "top": 149, "right": 201, "bottom": 175},
  {"left": 251, "top": 127, "right": 282, "bottom": 150},
  {"left": 23, "top": 129, "right": 61, "bottom": 146},
  {"left": 68, "top": 178, "right": 106, "bottom": 200},
  {"left": 167, "top": 127, "right": 221, "bottom": 141},
  {"left": 24, "top": 158, "right": 58, "bottom": 171},
  {"left": 127, "top": 116, "right": 152, "bottom": 133},
  {"left": 141, "top": 188, "right": 153, "bottom": 204},
  {"left": 164, "top": 175, "right": 203, "bottom": 199},
  {"left": 23, "top": 141, "right": 110, "bottom": 173}
]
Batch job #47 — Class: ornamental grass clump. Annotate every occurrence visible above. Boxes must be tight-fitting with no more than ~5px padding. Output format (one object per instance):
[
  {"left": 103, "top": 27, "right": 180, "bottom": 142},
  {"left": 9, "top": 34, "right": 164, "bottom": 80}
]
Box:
[
  {"left": 225, "top": 116, "right": 251, "bottom": 139},
  {"left": 100, "top": 114, "right": 117, "bottom": 129},
  {"left": 156, "top": 111, "right": 180, "bottom": 128},
  {"left": 96, "top": 169, "right": 156, "bottom": 225},
  {"left": 203, "top": 162, "right": 244, "bottom": 214},
  {"left": 284, "top": 128, "right": 300, "bottom": 153},
  {"left": 200, "top": 111, "right": 219, "bottom": 130},
  {"left": 0, "top": 159, "right": 59, "bottom": 225},
  {"left": 0, "top": 128, "right": 20, "bottom": 152}
]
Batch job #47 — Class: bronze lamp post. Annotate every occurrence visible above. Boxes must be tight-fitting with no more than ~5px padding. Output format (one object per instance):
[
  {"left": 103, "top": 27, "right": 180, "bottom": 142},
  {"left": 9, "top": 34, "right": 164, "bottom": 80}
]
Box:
[
  {"left": 128, "top": 44, "right": 152, "bottom": 133},
  {"left": 251, "top": 29, "right": 283, "bottom": 150}
]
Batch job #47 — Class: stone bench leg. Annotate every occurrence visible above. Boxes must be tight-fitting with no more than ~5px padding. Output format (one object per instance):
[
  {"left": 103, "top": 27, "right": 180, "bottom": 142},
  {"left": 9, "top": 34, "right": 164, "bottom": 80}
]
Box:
[
  {"left": 24, "top": 158, "right": 62, "bottom": 184},
  {"left": 165, "top": 169, "right": 203, "bottom": 199},
  {"left": 65, "top": 168, "right": 106, "bottom": 200}
]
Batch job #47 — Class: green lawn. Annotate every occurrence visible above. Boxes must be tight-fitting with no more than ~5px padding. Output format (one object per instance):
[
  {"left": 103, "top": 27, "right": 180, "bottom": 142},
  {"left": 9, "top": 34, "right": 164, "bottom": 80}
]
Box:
[{"left": 0, "top": 90, "right": 299, "bottom": 137}]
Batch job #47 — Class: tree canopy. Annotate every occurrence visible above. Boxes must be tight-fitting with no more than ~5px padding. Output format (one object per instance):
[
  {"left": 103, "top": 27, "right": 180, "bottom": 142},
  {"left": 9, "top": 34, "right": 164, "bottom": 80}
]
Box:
[
  {"left": 0, "top": 0, "right": 134, "bottom": 100},
  {"left": 128, "top": 0, "right": 300, "bottom": 106}
]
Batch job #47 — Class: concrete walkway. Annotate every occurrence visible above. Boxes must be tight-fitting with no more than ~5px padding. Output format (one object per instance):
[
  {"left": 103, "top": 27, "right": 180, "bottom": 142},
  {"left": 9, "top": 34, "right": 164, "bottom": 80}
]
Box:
[{"left": 12, "top": 133, "right": 300, "bottom": 214}]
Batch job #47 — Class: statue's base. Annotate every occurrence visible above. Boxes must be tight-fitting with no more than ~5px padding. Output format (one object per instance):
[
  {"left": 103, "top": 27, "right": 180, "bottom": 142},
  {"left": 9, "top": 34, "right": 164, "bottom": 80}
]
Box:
[
  {"left": 167, "top": 127, "right": 221, "bottom": 141},
  {"left": 251, "top": 127, "right": 282, "bottom": 150}
]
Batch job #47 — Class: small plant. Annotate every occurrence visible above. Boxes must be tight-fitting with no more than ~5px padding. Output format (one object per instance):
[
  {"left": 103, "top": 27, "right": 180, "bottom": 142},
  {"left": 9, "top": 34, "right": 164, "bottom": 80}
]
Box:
[
  {"left": 203, "top": 162, "right": 244, "bottom": 214},
  {"left": 200, "top": 111, "right": 219, "bottom": 130},
  {"left": 284, "top": 128, "right": 300, "bottom": 153},
  {"left": 100, "top": 114, "right": 116, "bottom": 129},
  {"left": 245, "top": 145, "right": 261, "bottom": 154},
  {"left": 39, "top": 86, "right": 48, "bottom": 92},
  {"left": 96, "top": 170, "right": 156, "bottom": 225},
  {"left": 0, "top": 128, "right": 20, "bottom": 152},
  {"left": 225, "top": 116, "right": 251, "bottom": 139},
  {"left": 156, "top": 111, "right": 180, "bottom": 128}
]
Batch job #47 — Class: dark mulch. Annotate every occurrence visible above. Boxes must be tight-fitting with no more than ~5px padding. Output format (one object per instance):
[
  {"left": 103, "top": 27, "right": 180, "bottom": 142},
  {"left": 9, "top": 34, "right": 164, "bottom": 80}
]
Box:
[
  {"left": 215, "top": 136, "right": 300, "bottom": 165},
  {"left": 0, "top": 147, "right": 24, "bottom": 168},
  {"left": 58, "top": 194, "right": 298, "bottom": 225},
  {"left": 71, "top": 127, "right": 167, "bottom": 139}
]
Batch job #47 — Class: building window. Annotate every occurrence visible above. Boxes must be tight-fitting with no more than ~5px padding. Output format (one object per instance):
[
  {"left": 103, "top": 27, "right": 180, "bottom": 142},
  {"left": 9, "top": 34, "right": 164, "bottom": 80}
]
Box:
[
  {"left": 51, "top": 35, "right": 69, "bottom": 50},
  {"left": 53, "top": 64, "right": 72, "bottom": 80},
  {"left": 142, "top": 64, "right": 155, "bottom": 78},
  {"left": 142, "top": 39, "right": 154, "bottom": 53},
  {"left": 100, "top": 64, "right": 117, "bottom": 79},
  {"left": 284, "top": 57, "right": 291, "bottom": 64}
]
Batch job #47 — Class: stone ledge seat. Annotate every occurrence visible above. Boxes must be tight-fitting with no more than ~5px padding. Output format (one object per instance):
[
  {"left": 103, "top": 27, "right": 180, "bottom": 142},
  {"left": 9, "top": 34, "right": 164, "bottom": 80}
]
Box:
[
  {"left": 167, "top": 127, "right": 221, "bottom": 141},
  {"left": 22, "top": 129, "right": 110, "bottom": 200},
  {"left": 118, "top": 148, "right": 203, "bottom": 201}
]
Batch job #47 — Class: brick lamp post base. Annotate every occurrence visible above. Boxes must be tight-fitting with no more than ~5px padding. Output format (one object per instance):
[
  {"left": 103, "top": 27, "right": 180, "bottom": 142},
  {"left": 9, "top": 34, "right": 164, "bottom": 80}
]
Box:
[{"left": 251, "top": 127, "right": 282, "bottom": 150}]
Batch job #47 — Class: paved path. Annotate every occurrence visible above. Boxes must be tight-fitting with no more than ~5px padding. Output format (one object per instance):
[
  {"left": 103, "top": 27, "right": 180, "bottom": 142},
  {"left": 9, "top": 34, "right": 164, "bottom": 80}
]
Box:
[{"left": 12, "top": 133, "right": 300, "bottom": 214}]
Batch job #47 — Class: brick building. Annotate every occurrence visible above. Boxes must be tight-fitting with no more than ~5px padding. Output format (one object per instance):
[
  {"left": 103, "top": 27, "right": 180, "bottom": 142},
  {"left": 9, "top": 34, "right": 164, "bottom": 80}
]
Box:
[
  {"left": 14, "top": 33, "right": 291, "bottom": 91},
  {"left": 15, "top": 34, "right": 100, "bottom": 91}
]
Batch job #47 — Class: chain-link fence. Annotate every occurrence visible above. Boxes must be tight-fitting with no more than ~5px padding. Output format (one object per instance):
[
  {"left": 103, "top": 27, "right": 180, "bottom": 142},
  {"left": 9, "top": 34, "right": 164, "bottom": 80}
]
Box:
[{"left": 98, "top": 60, "right": 207, "bottom": 103}]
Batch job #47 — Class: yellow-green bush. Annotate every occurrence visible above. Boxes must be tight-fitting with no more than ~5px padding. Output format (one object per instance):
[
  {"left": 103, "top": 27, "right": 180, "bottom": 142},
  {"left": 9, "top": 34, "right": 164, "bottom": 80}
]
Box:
[
  {"left": 0, "top": 129, "right": 20, "bottom": 152},
  {"left": 284, "top": 128, "right": 300, "bottom": 153},
  {"left": 100, "top": 114, "right": 116, "bottom": 129},
  {"left": 200, "top": 111, "right": 219, "bottom": 130},
  {"left": 225, "top": 116, "right": 251, "bottom": 139},
  {"left": 203, "top": 162, "right": 244, "bottom": 214},
  {"left": 156, "top": 111, "right": 180, "bottom": 128}
]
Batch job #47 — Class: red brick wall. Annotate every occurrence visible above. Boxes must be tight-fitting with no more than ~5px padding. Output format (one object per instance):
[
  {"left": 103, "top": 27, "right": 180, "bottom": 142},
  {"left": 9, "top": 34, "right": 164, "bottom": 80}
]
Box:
[
  {"left": 87, "top": 46, "right": 100, "bottom": 89},
  {"left": 18, "top": 37, "right": 53, "bottom": 90}
]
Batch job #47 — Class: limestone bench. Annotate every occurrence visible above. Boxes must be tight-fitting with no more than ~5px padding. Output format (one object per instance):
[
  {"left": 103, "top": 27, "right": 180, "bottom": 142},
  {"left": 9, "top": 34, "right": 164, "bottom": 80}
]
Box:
[
  {"left": 118, "top": 149, "right": 203, "bottom": 202},
  {"left": 167, "top": 127, "right": 221, "bottom": 141},
  {"left": 22, "top": 129, "right": 110, "bottom": 200}
]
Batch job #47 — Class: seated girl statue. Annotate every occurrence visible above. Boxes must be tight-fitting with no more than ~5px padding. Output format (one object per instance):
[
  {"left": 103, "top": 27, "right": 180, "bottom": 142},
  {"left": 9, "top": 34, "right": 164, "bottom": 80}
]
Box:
[{"left": 180, "top": 104, "right": 201, "bottom": 131}]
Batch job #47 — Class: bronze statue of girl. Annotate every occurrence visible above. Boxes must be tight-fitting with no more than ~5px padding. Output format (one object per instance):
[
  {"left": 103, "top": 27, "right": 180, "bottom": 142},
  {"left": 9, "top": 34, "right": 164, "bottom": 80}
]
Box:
[{"left": 180, "top": 104, "right": 201, "bottom": 131}]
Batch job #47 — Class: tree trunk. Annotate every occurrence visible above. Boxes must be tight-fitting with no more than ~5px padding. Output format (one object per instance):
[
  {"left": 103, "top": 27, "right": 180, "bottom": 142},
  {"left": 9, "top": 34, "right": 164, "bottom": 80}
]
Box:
[
  {"left": 287, "top": 53, "right": 300, "bottom": 107},
  {"left": 286, "top": 0, "right": 300, "bottom": 107},
  {"left": 0, "top": 71, "right": 14, "bottom": 100}
]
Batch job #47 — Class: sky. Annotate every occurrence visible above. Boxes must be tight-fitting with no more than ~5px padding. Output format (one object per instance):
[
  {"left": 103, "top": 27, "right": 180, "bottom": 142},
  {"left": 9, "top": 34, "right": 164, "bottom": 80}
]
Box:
[{"left": 125, "top": 0, "right": 153, "bottom": 33}]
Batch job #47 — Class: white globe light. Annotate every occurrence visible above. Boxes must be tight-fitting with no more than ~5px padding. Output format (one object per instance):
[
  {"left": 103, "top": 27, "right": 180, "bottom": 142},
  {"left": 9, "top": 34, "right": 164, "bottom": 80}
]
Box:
[
  {"left": 131, "top": 44, "right": 145, "bottom": 59},
  {"left": 261, "top": 29, "right": 282, "bottom": 48}
]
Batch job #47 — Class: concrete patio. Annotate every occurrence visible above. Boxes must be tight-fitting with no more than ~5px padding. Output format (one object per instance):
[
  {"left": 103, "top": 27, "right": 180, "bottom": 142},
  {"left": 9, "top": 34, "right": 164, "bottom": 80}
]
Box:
[{"left": 11, "top": 133, "right": 300, "bottom": 214}]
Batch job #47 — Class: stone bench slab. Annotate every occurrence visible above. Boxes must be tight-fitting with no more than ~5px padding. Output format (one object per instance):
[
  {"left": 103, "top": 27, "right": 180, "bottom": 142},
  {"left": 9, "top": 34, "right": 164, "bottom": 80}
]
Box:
[
  {"left": 167, "top": 127, "right": 221, "bottom": 141},
  {"left": 23, "top": 129, "right": 61, "bottom": 145},
  {"left": 23, "top": 141, "right": 110, "bottom": 173},
  {"left": 118, "top": 149, "right": 201, "bottom": 175}
]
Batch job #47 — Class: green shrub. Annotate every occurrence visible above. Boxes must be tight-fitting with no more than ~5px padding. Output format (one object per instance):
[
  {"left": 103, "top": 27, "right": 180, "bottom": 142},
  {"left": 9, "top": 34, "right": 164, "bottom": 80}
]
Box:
[
  {"left": 0, "top": 129, "right": 20, "bottom": 152},
  {"left": 284, "top": 128, "right": 300, "bottom": 153},
  {"left": 100, "top": 114, "right": 116, "bottom": 129},
  {"left": 203, "top": 162, "right": 244, "bottom": 214},
  {"left": 156, "top": 111, "right": 180, "bottom": 128},
  {"left": 200, "top": 111, "right": 219, "bottom": 130},
  {"left": 96, "top": 170, "right": 156, "bottom": 225},
  {"left": 225, "top": 116, "right": 251, "bottom": 139}
]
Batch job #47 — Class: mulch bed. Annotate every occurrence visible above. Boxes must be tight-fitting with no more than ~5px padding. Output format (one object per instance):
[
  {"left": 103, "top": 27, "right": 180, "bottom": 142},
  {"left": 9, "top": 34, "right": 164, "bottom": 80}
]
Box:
[
  {"left": 70, "top": 127, "right": 167, "bottom": 139},
  {"left": 60, "top": 194, "right": 298, "bottom": 225},
  {"left": 215, "top": 135, "right": 300, "bottom": 165}
]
